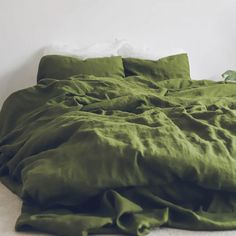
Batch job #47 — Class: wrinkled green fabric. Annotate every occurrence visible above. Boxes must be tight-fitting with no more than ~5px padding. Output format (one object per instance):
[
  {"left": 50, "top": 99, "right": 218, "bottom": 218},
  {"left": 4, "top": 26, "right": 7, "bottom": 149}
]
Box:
[
  {"left": 37, "top": 55, "right": 125, "bottom": 82},
  {"left": 0, "top": 75, "right": 236, "bottom": 236},
  {"left": 123, "top": 54, "right": 191, "bottom": 81}
]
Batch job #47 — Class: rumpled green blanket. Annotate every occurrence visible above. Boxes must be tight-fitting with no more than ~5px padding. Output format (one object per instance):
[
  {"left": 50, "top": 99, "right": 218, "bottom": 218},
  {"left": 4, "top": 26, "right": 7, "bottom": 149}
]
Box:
[{"left": 0, "top": 75, "right": 236, "bottom": 236}]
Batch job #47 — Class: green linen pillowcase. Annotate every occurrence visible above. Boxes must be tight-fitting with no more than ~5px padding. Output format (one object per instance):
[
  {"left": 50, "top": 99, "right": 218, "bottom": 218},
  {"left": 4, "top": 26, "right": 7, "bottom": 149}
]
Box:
[
  {"left": 37, "top": 55, "right": 125, "bottom": 82},
  {"left": 123, "top": 53, "right": 191, "bottom": 81}
]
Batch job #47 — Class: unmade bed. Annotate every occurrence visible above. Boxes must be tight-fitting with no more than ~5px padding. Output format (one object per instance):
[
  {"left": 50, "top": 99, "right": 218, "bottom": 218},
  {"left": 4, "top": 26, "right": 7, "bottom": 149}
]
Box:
[{"left": 0, "top": 54, "right": 236, "bottom": 236}]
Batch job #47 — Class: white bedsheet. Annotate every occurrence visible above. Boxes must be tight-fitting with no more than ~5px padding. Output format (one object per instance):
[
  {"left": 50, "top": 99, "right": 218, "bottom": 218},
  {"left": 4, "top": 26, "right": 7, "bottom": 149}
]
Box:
[{"left": 1, "top": 182, "right": 236, "bottom": 236}]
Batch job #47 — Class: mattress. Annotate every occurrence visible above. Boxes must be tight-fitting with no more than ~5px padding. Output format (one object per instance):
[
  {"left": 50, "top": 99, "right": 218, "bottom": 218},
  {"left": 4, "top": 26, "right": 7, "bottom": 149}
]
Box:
[{"left": 1, "top": 182, "right": 236, "bottom": 236}]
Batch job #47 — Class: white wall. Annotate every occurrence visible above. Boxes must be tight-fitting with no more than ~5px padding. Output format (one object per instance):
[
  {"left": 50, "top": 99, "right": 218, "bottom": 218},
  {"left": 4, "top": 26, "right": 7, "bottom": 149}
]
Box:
[{"left": 0, "top": 0, "right": 236, "bottom": 107}]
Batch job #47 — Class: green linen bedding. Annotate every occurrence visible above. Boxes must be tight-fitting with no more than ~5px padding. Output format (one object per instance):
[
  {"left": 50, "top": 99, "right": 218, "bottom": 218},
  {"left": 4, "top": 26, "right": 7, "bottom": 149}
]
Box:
[
  {"left": 37, "top": 55, "right": 125, "bottom": 82},
  {"left": 123, "top": 54, "right": 191, "bottom": 81},
  {"left": 0, "top": 75, "right": 236, "bottom": 236}
]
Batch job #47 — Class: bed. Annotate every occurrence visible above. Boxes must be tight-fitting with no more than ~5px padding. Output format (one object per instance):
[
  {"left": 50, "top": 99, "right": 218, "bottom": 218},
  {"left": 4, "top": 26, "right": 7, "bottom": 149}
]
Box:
[{"left": 0, "top": 53, "right": 236, "bottom": 236}]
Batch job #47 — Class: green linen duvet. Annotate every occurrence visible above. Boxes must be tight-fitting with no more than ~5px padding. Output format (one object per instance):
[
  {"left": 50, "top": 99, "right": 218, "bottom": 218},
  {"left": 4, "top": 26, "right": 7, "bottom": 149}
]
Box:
[{"left": 0, "top": 75, "right": 236, "bottom": 236}]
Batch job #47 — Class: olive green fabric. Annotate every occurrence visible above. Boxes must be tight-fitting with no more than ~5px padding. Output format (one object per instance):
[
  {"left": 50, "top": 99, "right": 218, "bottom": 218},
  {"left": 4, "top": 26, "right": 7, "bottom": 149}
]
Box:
[
  {"left": 123, "top": 54, "right": 191, "bottom": 81},
  {"left": 37, "top": 55, "right": 125, "bottom": 82},
  {"left": 0, "top": 75, "right": 236, "bottom": 236}
]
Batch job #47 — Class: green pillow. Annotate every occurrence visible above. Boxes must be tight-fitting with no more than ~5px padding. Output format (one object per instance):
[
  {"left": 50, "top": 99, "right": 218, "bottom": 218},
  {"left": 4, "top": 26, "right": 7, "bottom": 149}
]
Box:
[
  {"left": 123, "top": 53, "right": 191, "bottom": 81},
  {"left": 37, "top": 55, "right": 125, "bottom": 82}
]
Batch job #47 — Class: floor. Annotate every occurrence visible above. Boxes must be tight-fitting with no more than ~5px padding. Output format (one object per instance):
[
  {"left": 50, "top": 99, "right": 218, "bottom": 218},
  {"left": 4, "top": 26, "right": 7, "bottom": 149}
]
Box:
[{"left": 1, "top": 182, "right": 236, "bottom": 236}]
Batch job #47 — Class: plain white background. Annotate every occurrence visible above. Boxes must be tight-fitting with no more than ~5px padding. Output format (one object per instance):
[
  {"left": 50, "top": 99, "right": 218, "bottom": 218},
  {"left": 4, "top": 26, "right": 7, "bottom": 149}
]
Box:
[{"left": 0, "top": 0, "right": 236, "bottom": 107}]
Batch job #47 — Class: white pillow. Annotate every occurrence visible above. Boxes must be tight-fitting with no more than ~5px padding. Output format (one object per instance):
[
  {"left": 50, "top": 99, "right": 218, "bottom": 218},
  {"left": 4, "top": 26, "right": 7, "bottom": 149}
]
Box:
[
  {"left": 42, "top": 39, "right": 124, "bottom": 59},
  {"left": 117, "top": 43, "right": 158, "bottom": 60},
  {"left": 42, "top": 39, "right": 186, "bottom": 61}
]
